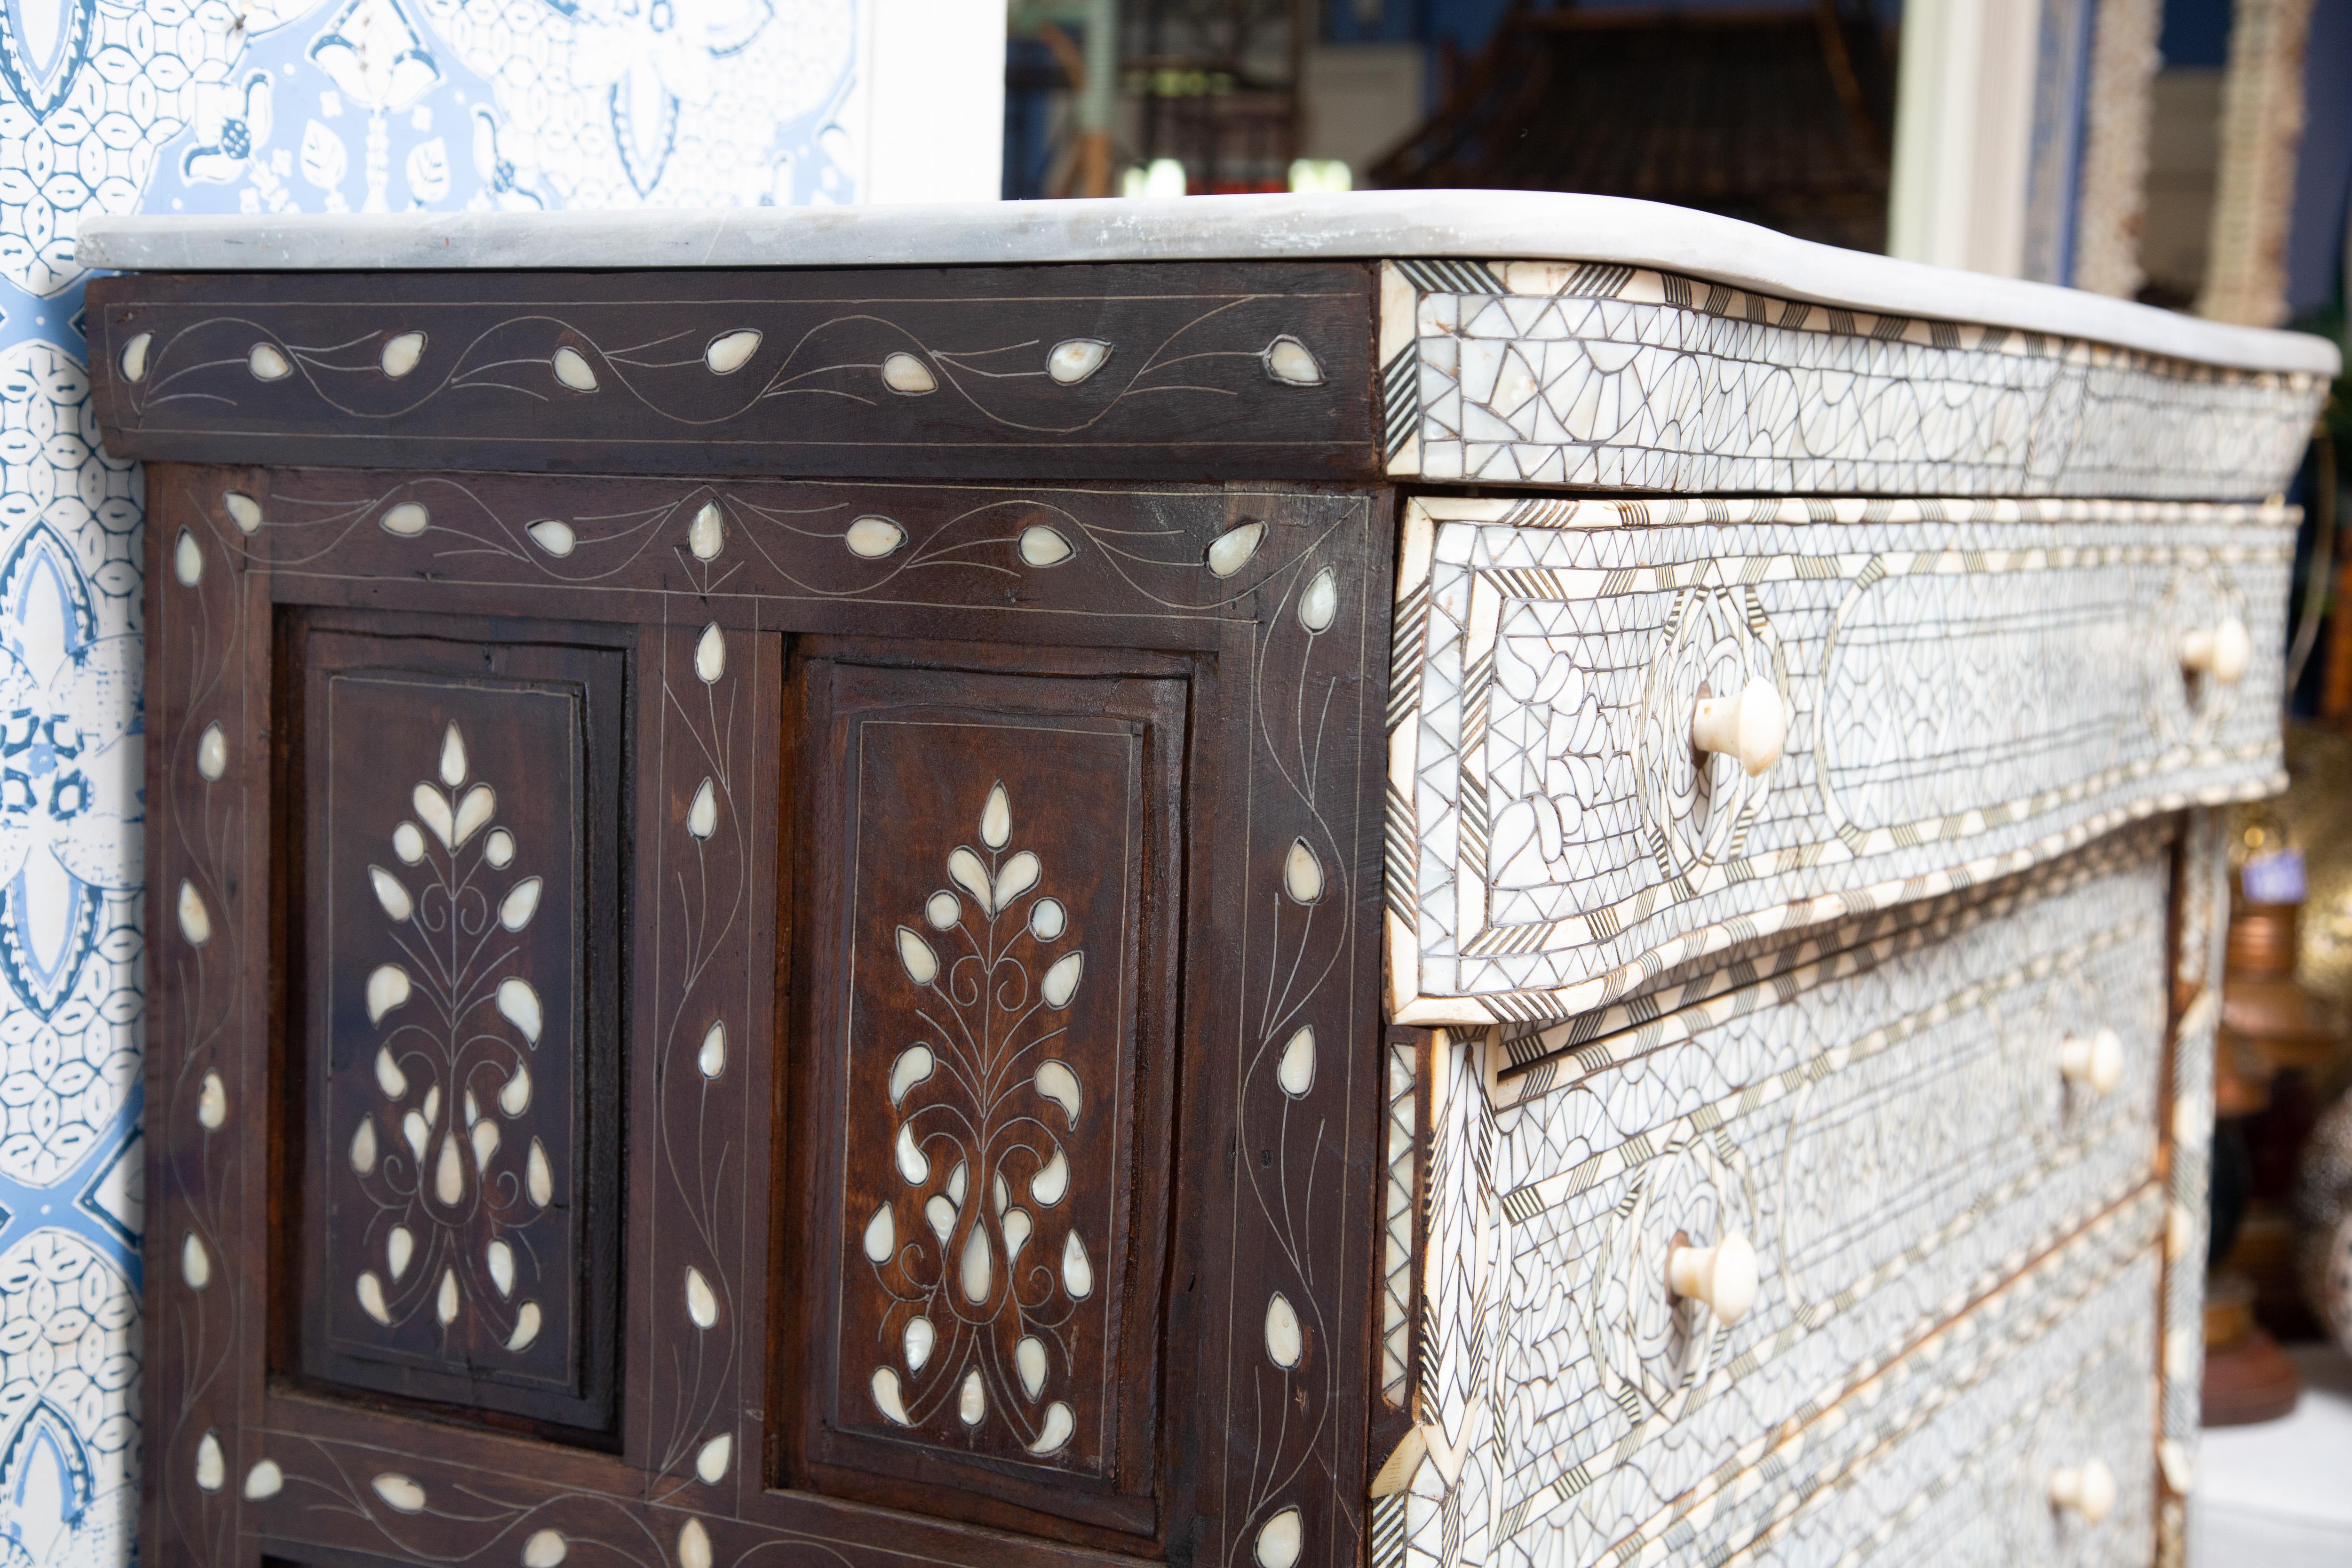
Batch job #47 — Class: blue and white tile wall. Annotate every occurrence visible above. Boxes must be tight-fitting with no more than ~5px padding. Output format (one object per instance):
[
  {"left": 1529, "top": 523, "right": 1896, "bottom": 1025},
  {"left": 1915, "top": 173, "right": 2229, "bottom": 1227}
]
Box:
[{"left": 0, "top": 0, "right": 1000, "bottom": 1557}]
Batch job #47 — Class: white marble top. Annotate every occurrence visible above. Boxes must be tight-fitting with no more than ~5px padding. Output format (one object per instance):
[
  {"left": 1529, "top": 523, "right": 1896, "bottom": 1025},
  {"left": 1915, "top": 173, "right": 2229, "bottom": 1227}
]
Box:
[{"left": 81, "top": 192, "right": 2340, "bottom": 377}]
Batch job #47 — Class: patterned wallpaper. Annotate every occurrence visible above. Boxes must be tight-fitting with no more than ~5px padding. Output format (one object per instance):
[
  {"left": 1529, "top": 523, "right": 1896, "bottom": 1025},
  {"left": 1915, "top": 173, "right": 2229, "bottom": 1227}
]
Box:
[{"left": 0, "top": 0, "right": 938, "bottom": 1557}]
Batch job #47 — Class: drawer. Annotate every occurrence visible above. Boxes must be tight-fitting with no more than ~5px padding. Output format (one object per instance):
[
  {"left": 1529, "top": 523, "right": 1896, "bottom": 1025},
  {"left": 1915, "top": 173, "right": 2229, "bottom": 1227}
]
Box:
[
  {"left": 1432, "top": 835, "right": 2168, "bottom": 1565},
  {"left": 1682, "top": 1211, "right": 2162, "bottom": 1568},
  {"left": 1387, "top": 493, "right": 2293, "bottom": 1024}
]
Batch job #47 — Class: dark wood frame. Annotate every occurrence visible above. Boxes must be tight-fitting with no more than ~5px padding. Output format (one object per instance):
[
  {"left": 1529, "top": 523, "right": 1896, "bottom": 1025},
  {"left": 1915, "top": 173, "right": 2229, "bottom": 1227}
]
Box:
[{"left": 142, "top": 461, "right": 1392, "bottom": 1568}]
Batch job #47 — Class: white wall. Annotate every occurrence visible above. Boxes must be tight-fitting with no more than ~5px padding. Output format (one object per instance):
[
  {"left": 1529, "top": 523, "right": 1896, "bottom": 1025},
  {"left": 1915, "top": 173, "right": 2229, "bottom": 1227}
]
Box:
[{"left": 1888, "top": 0, "right": 2047, "bottom": 277}]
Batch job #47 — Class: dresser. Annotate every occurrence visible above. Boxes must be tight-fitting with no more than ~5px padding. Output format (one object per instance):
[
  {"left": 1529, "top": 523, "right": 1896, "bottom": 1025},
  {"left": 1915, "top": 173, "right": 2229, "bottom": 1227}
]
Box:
[{"left": 84, "top": 193, "right": 2336, "bottom": 1568}]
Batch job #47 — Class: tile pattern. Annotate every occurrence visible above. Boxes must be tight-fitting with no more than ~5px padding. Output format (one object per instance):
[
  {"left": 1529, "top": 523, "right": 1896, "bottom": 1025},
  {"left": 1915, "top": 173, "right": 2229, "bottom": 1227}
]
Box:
[
  {"left": 0, "top": 0, "right": 873, "bottom": 1557},
  {"left": 1382, "top": 1035, "right": 1420, "bottom": 1409},
  {"left": 1387, "top": 494, "right": 2296, "bottom": 1025},
  {"left": 1390, "top": 835, "right": 2174, "bottom": 1568},
  {"left": 1377, "top": 260, "right": 2327, "bottom": 499}
]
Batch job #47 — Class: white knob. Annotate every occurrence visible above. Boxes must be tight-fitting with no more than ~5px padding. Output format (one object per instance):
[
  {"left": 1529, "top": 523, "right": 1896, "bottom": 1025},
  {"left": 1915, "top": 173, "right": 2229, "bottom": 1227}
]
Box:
[
  {"left": 2180, "top": 617, "right": 2250, "bottom": 684},
  {"left": 1668, "top": 1231, "right": 1759, "bottom": 1324},
  {"left": 1691, "top": 682, "right": 1787, "bottom": 777},
  {"left": 2050, "top": 1458, "right": 2116, "bottom": 1524},
  {"left": 2059, "top": 1028, "right": 2124, "bottom": 1095}
]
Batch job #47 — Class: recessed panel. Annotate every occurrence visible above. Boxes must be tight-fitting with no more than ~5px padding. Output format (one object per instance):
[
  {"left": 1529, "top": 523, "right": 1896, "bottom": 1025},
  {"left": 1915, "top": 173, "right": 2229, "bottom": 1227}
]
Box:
[
  {"left": 797, "top": 660, "right": 1186, "bottom": 1539},
  {"left": 292, "top": 622, "right": 625, "bottom": 1434}
]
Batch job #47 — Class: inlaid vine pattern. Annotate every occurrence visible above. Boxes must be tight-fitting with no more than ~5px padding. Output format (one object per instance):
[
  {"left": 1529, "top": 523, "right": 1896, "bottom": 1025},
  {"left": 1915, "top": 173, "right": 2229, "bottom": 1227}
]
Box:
[
  {"left": 866, "top": 781, "right": 1090, "bottom": 1457},
  {"left": 349, "top": 721, "right": 554, "bottom": 1353}
]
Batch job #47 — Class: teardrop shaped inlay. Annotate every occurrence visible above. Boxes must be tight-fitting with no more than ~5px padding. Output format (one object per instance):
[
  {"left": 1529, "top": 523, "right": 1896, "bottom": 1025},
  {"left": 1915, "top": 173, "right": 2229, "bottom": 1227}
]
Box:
[
  {"left": 1017, "top": 1335, "right": 1048, "bottom": 1399},
  {"left": 845, "top": 515, "right": 906, "bottom": 558},
  {"left": 528, "top": 518, "right": 577, "bottom": 557},
  {"left": 550, "top": 346, "right": 598, "bottom": 391},
  {"left": 435, "top": 1135, "right": 465, "bottom": 1205},
  {"left": 1262, "top": 335, "right": 1324, "bottom": 386},
  {"left": 704, "top": 329, "right": 763, "bottom": 375},
  {"left": 896, "top": 926, "right": 939, "bottom": 986},
  {"left": 981, "top": 780, "right": 1011, "bottom": 848},
  {"left": 496, "top": 977, "right": 542, "bottom": 1043},
  {"left": 890, "top": 1044, "right": 934, "bottom": 1105},
  {"left": 959, "top": 1223, "right": 993, "bottom": 1302},
  {"left": 1298, "top": 565, "right": 1337, "bottom": 633},
  {"left": 176, "top": 880, "right": 212, "bottom": 947},
  {"left": 370, "top": 866, "right": 414, "bottom": 922},
  {"left": 498, "top": 877, "right": 543, "bottom": 931},
  {"left": 197, "top": 722, "right": 229, "bottom": 781},
  {"left": 694, "top": 622, "right": 725, "bottom": 685},
  {"left": 1277, "top": 1026, "right": 1316, "bottom": 1098},
  {"left": 863, "top": 1204, "right": 896, "bottom": 1262},
  {"left": 381, "top": 501, "right": 429, "bottom": 537},
  {"left": 958, "top": 1369, "right": 985, "bottom": 1425},
  {"left": 1017, "top": 525, "right": 1073, "bottom": 567},
  {"left": 1264, "top": 1291, "right": 1303, "bottom": 1368},
  {"left": 1036, "top": 1061, "right": 1081, "bottom": 1125},
  {"left": 1032, "top": 1150, "right": 1069, "bottom": 1207},
  {"left": 381, "top": 331, "right": 426, "bottom": 378},
  {"left": 1041, "top": 951, "right": 1084, "bottom": 1009},
  {"left": 1047, "top": 338, "right": 1111, "bottom": 384},
  {"left": 1283, "top": 838, "right": 1326, "bottom": 904},
  {"left": 894, "top": 1122, "right": 930, "bottom": 1186},
  {"left": 881, "top": 351, "right": 937, "bottom": 394},
  {"left": 688, "top": 501, "right": 724, "bottom": 560},
  {"left": 1207, "top": 520, "right": 1266, "bottom": 577},
  {"left": 1061, "top": 1230, "right": 1094, "bottom": 1298}
]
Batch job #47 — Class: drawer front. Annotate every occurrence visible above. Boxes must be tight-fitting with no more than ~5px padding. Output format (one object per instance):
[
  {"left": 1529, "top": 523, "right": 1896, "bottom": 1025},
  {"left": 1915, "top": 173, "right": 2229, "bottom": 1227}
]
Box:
[
  {"left": 1458, "top": 1194, "right": 2163, "bottom": 1568},
  {"left": 1710, "top": 1218, "right": 2161, "bottom": 1568},
  {"left": 1419, "top": 836, "right": 2167, "bottom": 1567},
  {"left": 1379, "top": 258, "right": 2327, "bottom": 499},
  {"left": 1388, "top": 494, "right": 2291, "bottom": 1024},
  {"left": 1740, "top": 1235, "right": 2161, "bottom": 1568}
]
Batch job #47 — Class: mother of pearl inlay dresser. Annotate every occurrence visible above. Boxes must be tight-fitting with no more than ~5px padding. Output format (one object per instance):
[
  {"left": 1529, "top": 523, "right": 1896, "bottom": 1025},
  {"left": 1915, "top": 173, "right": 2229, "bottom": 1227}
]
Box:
[{"left": 80, "top": 192, "right": 2337, "bottom": 1568}]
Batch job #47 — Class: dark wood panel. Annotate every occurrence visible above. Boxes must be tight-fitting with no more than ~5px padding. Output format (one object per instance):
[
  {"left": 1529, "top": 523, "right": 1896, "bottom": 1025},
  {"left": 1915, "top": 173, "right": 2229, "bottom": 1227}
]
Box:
[
  {"left": 86, "top": 265, "right": 1378, "bottom": 482},
  {"left": 795, "top": 662, "right": 1185, "bottom": 1537},
  {"left": 140, "top": 460, "right": 1391, "bottom": 1568},
  {"left": 286, "top": 620, "right": 626, "bottom": 1432}
]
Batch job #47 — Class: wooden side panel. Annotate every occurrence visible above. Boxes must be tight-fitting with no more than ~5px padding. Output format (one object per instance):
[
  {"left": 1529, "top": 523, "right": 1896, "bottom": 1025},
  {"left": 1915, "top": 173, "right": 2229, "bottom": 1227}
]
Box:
[
  {"left": 798, "top": 663, "right": 1185, "bottom": 1537},
  {"left": 287, "top": 623, "right": 626, "bottom": 1432},
  {"left": 137, "top": 462, "right": 1390, "bottom": 1568},
  {"left": 84, "top": 264, "right": 1379, "bottom": 483}
]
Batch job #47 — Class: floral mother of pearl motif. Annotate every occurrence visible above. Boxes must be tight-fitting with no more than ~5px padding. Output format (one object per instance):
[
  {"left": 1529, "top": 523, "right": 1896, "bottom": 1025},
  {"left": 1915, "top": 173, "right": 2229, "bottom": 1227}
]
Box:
[
  {"left": 866, "top": 781, "right": 1089, "bottom": 1457},
  {"left": 348, "top": 721, "right": 554, "bottom": 1353}
]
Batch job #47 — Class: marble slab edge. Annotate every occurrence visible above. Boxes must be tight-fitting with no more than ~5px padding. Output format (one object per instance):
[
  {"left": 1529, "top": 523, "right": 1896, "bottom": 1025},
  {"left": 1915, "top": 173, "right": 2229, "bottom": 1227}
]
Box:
[{"left": 79, "top": 192, "right": 2342, "bottom": 379}]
